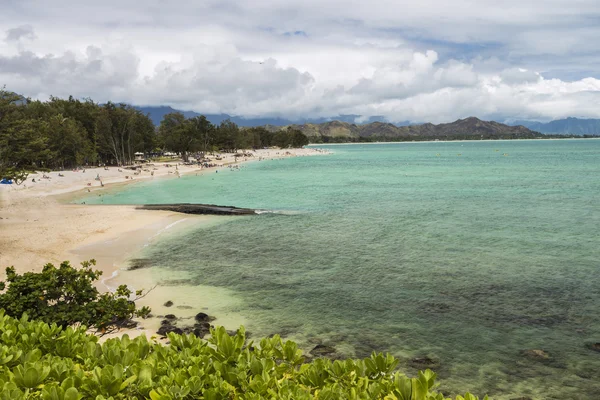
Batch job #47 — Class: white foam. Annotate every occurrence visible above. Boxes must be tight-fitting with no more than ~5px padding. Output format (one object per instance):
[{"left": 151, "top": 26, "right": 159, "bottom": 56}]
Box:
[
  {"left": 101, "top": 269, "right": 119, "bottom": 292},
  {"left": 149, "top": 218, "right": 189, "bottom": 240}
]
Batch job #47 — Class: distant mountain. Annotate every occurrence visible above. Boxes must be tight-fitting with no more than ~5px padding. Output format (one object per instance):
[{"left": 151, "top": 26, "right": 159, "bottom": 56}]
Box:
[
  {"left": 273, "top": 117, "right": 542, "bottom": 141},
  {"left": 133, "top": 106, "right": 203, "bottom": 125},
  {"left": 133, "top": 106, "right": 541, "bottom": 140},
  {"left": 508, "top": 117, "right": 600, "bottom": 135},
  {"left": 132, "top": 106, "right": 403, "bottom": 127}
]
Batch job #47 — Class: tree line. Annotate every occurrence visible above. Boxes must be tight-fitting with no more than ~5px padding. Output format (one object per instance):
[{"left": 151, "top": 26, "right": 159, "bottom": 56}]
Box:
[
  {"left": 158, "top": 113, "right": 309, "bottom": 162},
  {"left": 0, "top": 88, "right": 309, "bottom": 179}
]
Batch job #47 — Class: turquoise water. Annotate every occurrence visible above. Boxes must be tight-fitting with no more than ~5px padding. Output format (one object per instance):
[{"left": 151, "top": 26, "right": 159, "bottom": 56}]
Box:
[{"left": 85, "top": 140, "right": 600, "bottom": 399}]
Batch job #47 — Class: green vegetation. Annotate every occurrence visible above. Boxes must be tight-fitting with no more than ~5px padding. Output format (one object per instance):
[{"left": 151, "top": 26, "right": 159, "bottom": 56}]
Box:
[
  {"left": 0, "top": 88, "right": 309, "bottom": 181},
  {"left": 158, "top": 113, "right": 309, "bottom": 161},
  {"left": 0, "top": 261, "right": 150, "bottom": 334},
  {"left": 0, "top": 260, "right": 488, "bottom": 398},
  {"left": 0, "top": 311, "right": 488, "bottom": 400},
  {"left": 0, "top": 88, "right": 155, "bottom": 180}
]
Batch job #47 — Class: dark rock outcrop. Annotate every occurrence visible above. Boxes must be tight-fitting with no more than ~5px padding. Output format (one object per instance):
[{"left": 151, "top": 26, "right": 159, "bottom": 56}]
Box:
[
  {"left": 157, "top": 324, "right": 183, "bottom": 336},
  {"left": 137, "top": 203, "right": 256, "bottom": 215},
  {"left": 192, "top": 327, "right": 209, "bottom": 338},
  {"left": 164, "top": 300, "right": 174, "bottom": 307},
  {"left": 585, "top": 342, "right": 600, "bottom": 352},
  {"left": 194, "top": 312, "right": 215, "bottom": 323},
  {"left": 310, "top": 344, "right": 336, "bottom": 357},
  {"left": 127, "top": 258, "right": 153, "bottom": 271},
  {"left": 180, "top": 323, "right": 212, "bottom": 339},
  {"left": 158, "top": 313, "right": 213, "bottom": 338},
  {"left": 520, "top": 349, "right": 550, "bottom": 361},
  {"left": 409, "top": 356, "right": 440, "bottom": 370}
]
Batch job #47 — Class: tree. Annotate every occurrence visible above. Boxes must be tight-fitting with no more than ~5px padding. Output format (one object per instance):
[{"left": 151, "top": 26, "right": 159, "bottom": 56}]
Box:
[
  {"left": 0, "top": 260, "right": 151, "bottom": 333},
  {"left": 47, "top": 96, "right": 101, "bottom": 164},
  {"left": 289, "top": 127, "right": 310, "bottom": 147},
  {"left": 272, "top": 130, "right": 291, "bottom": 148},
  {"left": 0, "top": 88, "right": 27, "bottom": 179},
  {"left": 159, "top": 112, "right": 196, "bottom": 162},
  {"left": 188, "top": 115, "right": 214, "bottom": 153},
  {"left": 95, "top": 103, "right": 152, "bottom": 165},
  {"left": 45, "top": 114, "right": 92, "bottom": 169},
  {"left": 0, "top": 116, "right": 50, "bottom": 176},
  {"left": 0, "top": 88, "right": 158, "bottom": 172},
  {"left": 214, "top": 119, "right": 239, "bottom": 152},
  {"left": 245, "top": 126, "right": 269, "bottom": 148},
  {"left": 133, "top": 111, "right": 158, "bottom": 154}
]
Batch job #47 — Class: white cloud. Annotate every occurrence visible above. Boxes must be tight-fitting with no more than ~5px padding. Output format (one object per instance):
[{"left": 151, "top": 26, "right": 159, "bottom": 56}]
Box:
[{"left": 1, "top": 0, "right": 600, "bottom": 122}]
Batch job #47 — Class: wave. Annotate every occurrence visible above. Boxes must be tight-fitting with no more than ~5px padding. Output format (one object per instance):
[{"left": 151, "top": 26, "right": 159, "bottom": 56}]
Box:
[
  {"left": 148, "top": 218, "right": 189, "bottom": 241},
  {"left": 255, "top": 209, "right": 304, "bottom": 215},
  {"left": 101, "top": 269, "right": 120, "bottom": 292}
]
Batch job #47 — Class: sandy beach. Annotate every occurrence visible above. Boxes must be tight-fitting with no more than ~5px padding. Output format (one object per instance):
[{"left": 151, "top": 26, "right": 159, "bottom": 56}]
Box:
[{"left": 0, "top": 147, "right": 327, "bottom": 338}]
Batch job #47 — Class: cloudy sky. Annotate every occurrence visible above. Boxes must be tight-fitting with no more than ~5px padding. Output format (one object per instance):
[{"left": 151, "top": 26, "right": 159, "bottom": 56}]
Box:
[{"left": 1, "top": 0, "right": 600, "bottom": 123}]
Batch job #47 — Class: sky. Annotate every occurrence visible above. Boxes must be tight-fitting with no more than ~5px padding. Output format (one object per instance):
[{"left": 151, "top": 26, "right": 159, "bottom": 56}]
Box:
[{"left": 1, "top": 0, "right": 600, "bottom": 123}]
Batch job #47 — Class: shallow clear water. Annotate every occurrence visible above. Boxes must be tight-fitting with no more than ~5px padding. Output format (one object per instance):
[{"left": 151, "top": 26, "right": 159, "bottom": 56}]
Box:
[{"left": 84, "top": 140, "right": 600, "bottom": 399}]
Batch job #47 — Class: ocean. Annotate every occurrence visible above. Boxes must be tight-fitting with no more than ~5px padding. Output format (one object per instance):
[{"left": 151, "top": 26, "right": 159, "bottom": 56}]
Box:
[{"left": 83, "top": 140, "right": 600, "bottom": 399}]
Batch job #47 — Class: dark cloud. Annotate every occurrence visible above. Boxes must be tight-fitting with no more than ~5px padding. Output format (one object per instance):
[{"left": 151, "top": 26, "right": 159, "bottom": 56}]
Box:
[{"left": 5, "top": 25, "right": 36, "bottom": 42}]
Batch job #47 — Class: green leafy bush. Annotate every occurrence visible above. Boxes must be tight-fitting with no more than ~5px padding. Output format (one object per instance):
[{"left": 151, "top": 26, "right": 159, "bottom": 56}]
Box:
[
  {"left": 0, "top": 311, "right": 488, "bottom": 399},
  {"left": 0, "top": 261, "right": 150, "bottom": 334}
]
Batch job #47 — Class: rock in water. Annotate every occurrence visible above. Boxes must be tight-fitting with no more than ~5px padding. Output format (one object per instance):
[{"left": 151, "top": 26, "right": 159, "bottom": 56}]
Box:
[
  {"left": 310, "top": 344, "right": 336, "bottom": 357},
  {"left": 192, "top": 327, "right": 208, "bottom": 338},
  {"left": 164, "top": 314, "right": 177, "bottom": 320},
  {"left": 195, "top": 321, "right": 211, "bottom": 330},
  {"left": 157, "top": 325, "right": 183, "bottom": 336},
  {"left": 137, "top": 203, "right": 256, "bottom": 215},
  {"left": 127, "top": 258, "right": 152, "bottom": 271},
  {"left": 586, "top": 342, "right": 600, "bottom": 352},
  {"left": 409, "top": 356, "right": 440, "bottom": 370},
  {"left": 521, "top": 349, "right": 550, "bottom": 361},
  {"left": 195, "top": 312, "right": 214, "bottom": 322},
  {"left": 180, "top": 321, "right": 212, "bottom": 338},
  {"left": 164, "top": 300, "right": 174, "bottom": 307}
]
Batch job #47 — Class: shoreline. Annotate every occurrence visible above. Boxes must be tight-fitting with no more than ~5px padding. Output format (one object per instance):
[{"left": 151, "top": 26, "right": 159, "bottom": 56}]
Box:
[
  {"left": 308, "top": 137, "right": 600, "bottom": 145},
  {"left": 0, "top": 147, "right": 329, "bottom": 338}
]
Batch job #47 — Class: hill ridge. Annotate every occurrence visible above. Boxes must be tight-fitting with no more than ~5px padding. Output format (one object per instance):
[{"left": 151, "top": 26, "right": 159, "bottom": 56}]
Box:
[
  {"left": 509, "top": 117, "right": 600, "bottom": 135},
  {"left": 274, "top": 117, "right": 541, "bottom": 140}
]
